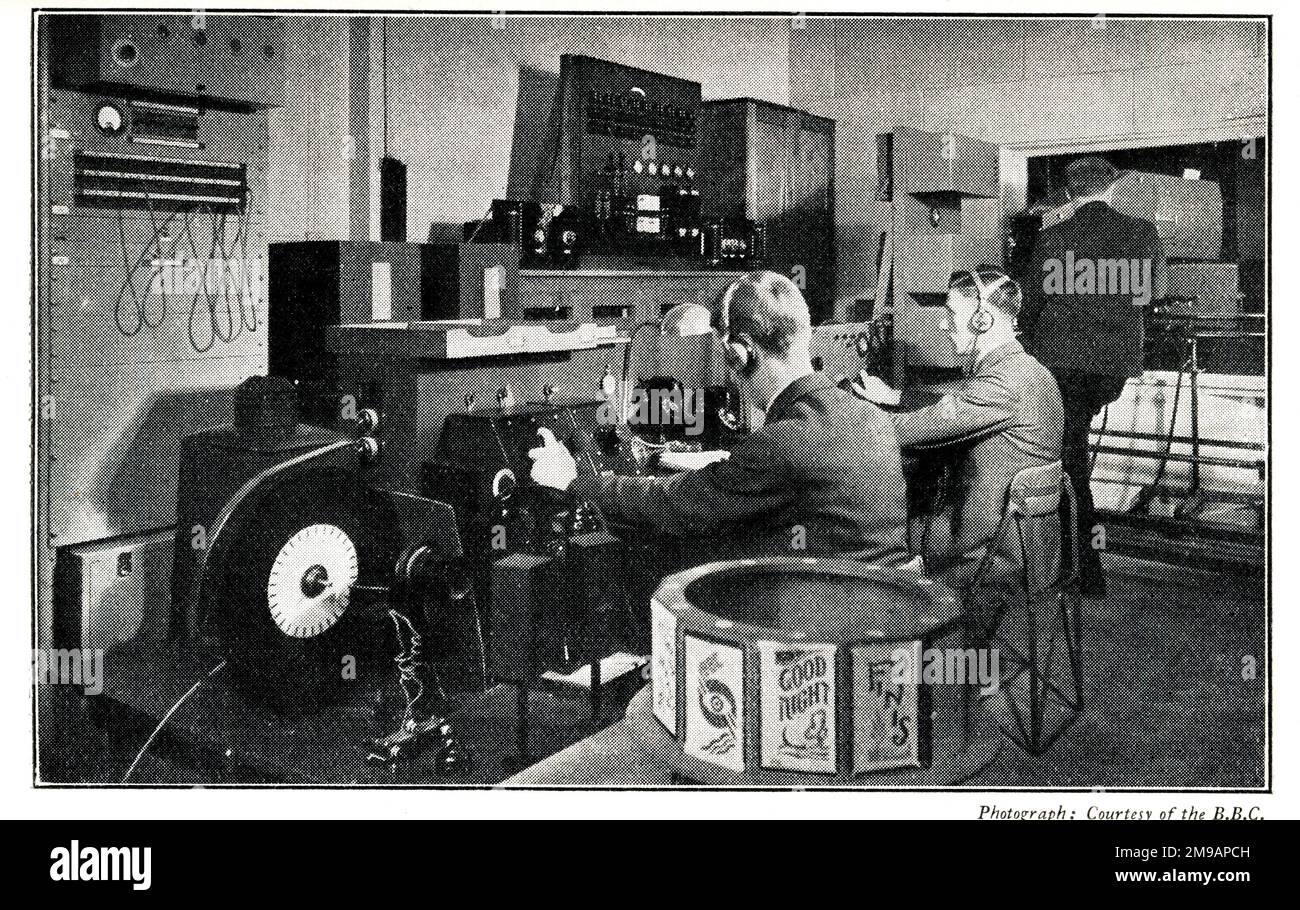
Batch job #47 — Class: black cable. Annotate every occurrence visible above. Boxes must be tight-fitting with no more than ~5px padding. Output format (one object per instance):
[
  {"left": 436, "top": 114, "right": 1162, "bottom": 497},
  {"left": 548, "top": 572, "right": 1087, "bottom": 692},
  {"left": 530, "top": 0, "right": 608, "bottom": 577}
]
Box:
[
  {"left": 464, "top": 204, "right": 491, "bottom": 243},
  {"left": 1148, "top": 352, "right": 1188, "bottom": 497},
  {"left": 218, "top": 210, "right": 239, "bottom": 343},
  {"left": 388, "top": 609, "right": 427, "bottom": 729},
  {"left": 620, "top": 321, "right": 662, "bottom": 421},
  {"left": 1090, "top": 321, "right": 1189, "bottom": 485},
  {"left": 140, "top": 194, "right": 171, "bottom": 330},
  {"left": 184, "top": 205, "right": 216, "bottom": 353},
  {"left": 113, "top": 202, "right": 145, "bottom": 336},
  {"left": 214, "top": 200, "right": 257, "bottom": 334},
  {"left": 1089, "top": 405, "right": 1109, "bottom": 475},
  {"left": 111, "top": 192, "right": 256, "bottom": 349},
  {"left": 189, "top": 207, "right": 227, "bottom": 352},
  {"left": 213, "top": 207, "right": 233, "bottom": 320},
  {"left": 208, "top": 209, "right": 232, "bottom": 344},
  {"left": 382, "top": 18, "right": 389, "bottom": 160},
  {"left": 114, "top": 195, "right": 179, "bottom": 336},
  {"left": 122, "top": 659, "right": 226, "bottom": 783},
  {"left": 183, "top": 204, "right": 245, "bottom": 352},
  {"left": 209, "top": 209, "right": 239, "bottom": 344}
]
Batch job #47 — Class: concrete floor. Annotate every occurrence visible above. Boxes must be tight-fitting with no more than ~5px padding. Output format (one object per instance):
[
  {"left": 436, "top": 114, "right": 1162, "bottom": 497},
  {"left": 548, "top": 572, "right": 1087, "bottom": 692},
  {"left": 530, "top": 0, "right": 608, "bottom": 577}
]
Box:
[
  {"left": 36, "top": 552, "right": 1266, "bottom": 788},
  {"left": 971, "top": 553, "right": 1266, "bottom": 788}
]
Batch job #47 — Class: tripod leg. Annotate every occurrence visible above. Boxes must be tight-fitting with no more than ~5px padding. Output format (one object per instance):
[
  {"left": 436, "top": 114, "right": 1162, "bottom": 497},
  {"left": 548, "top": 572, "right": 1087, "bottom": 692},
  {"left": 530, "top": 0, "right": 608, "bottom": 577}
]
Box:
[{"left": 517, "top": 681, "right": 530, "bottom": 763}]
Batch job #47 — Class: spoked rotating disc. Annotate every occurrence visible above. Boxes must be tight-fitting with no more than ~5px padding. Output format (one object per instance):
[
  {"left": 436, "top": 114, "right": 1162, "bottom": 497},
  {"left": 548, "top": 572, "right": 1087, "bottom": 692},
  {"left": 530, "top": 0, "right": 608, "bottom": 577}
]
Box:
[
  {"left": 266, "top": 523, "right": 359, "bottom": 639},
  {"left": 204, "top": 472, "right": 401, "bottom": 710}
]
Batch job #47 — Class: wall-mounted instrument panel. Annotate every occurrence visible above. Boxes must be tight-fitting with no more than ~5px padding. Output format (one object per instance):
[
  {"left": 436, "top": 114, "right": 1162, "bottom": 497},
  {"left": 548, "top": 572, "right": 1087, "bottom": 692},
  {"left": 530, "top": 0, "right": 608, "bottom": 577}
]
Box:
[
  {"left": 72, "top": 147, "right": 248, "bottom": 213},
  {"left": 38, "top": 13, "right": 284, "bottom": 647},
  {"left": 48, "top": 13, "right": 285, "bottom": 109},
  {"left": 42, "top": 79, "right": 273, "bottom": 550},
  {"left": 42, "top": 80, "right": 274, "bottom": 548}
]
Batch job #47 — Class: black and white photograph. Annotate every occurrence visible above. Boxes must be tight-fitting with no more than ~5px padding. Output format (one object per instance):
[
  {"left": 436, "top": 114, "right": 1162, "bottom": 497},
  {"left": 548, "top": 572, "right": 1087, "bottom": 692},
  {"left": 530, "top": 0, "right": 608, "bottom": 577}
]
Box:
[{"left": 27, "top": 6, "right": 1271, "bottom": 798}]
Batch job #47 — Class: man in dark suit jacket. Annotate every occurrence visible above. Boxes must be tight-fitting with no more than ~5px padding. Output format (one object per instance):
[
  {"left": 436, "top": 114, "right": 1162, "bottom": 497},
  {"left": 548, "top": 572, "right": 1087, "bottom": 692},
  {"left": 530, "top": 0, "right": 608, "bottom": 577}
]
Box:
[
  {"left": 529, "top": 272, "right": 912, "bottom": 566},
  {"left": 893, "top": 269, "right": 1064, "bottom": 596},
  {"left": 1018, "top": 157, "right": 1166, "bottom": 596}
]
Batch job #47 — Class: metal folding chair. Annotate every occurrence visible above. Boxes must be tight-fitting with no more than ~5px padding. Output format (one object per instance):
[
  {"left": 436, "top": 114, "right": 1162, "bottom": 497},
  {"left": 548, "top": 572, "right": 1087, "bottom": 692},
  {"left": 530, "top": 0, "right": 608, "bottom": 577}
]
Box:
[{"left": 966, "top": 461, "right": 1084, "bottom": 756}]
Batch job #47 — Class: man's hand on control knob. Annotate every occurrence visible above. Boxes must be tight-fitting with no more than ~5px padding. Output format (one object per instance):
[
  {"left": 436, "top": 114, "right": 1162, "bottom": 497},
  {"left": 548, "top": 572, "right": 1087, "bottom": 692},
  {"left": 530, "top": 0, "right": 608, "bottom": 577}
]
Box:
[{"left": 528, "top": 427, "right": 578, "bottom": 492}]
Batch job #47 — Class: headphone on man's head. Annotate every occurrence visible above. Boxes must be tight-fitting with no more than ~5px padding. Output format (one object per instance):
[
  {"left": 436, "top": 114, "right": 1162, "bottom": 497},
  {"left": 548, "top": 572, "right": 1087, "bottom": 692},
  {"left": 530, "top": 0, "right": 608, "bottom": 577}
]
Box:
[
  {"left": 963, "top": 270, "right": 1015, "bottom": 335},
  {"left": 719, "top": 281, "right": 755, "bottom": 376}
]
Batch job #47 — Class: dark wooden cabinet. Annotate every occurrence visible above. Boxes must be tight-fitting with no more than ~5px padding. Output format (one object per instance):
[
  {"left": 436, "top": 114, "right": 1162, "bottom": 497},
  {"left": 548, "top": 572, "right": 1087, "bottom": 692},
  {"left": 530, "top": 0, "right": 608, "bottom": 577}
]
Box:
[{"left": 699, "top": 99, "right": 836, "bottom": 324}]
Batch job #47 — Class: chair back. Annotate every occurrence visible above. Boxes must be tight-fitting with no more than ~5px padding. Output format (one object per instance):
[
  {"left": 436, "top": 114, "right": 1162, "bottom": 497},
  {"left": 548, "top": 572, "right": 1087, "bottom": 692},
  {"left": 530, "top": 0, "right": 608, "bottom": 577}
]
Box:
[
  {"left": 1006, "top": 461, "right": 1068, "bottom": 597},
  {"left": 979, "top": 461, "right": 1087, "bottom": 756},
  {"left": 966, "top": 461, "right": 1076, "bottom": 638}
]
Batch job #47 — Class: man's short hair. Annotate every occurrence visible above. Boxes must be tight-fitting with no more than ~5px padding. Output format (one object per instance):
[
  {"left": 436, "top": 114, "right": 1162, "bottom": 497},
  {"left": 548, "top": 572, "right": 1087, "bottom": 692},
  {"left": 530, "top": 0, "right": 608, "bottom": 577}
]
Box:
[
  {"left": 1064, "top": 156, "right": 1120, "bottom": 198},
  {"left": 950, "top": 267, "right": 1023, "bottom": 319},
  {"left": 712, "top": 271, "right": 811, "bottom": 358}
]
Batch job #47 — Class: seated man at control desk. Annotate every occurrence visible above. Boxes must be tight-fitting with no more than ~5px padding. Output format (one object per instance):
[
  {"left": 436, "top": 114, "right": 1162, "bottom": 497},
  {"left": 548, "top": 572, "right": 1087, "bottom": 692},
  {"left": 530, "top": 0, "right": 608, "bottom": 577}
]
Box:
[
  {"left": 893, "top": 268, "right": 1064, "bottom": 598},
  {"left": 529, "top": 271, "right": 911, "bottom": 566}
]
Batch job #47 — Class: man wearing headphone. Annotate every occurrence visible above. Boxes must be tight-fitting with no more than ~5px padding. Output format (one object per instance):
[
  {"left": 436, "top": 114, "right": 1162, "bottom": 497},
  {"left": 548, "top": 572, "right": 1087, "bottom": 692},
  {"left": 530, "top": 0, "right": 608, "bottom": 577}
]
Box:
[
  {"left": 892, "top": 268, "right": 1064, "bottom": 594},
  {"left": 529, "top": 271, "right": 912, "bottom": 566}
]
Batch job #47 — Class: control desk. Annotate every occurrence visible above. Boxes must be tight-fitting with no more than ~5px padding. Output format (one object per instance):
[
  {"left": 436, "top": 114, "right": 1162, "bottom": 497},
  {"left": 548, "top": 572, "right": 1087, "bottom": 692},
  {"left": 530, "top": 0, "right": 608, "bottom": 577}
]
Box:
[
  {"left": 424, "top": 393, "right": 728, "bottom": 757},
  {"left": 321, "top": 310, "right": 914, "bottom": 730},
  {"left": 426, "top": 394, "right": 730, "bottom": 664}
]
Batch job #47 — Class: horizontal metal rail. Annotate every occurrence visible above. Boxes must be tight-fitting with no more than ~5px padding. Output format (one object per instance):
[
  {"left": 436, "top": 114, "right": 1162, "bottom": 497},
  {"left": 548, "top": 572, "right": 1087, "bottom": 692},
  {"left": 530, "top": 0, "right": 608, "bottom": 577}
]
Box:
[
  {"left": 1089, "top": 444, "right": 1263, "bottom": 472},
  {"left": 1090, "top": 427, "right": 1265, "bottom": 452}
]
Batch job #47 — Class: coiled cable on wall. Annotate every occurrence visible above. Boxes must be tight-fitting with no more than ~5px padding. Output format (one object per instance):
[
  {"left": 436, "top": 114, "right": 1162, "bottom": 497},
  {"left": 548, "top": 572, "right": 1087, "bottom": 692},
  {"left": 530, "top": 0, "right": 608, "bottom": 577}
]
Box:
[
  {"left": 184, "top": 205, "right": 248, "bottom": 353},
  {"left": 114, "top": 196, "right": 181, "bottom": 337},
  {"left": 111, "top": 189, "right": 257, "bottom": 353}
]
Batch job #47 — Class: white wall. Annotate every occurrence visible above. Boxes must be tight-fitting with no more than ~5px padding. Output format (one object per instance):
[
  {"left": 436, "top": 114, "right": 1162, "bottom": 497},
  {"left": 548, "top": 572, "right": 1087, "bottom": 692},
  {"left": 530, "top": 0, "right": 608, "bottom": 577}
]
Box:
[
  {"left": 789, "top": 16, "right": 1268, "bottom": 309},
  {"left": 269, "top": 14, "right": 796, "bottom": 244}
]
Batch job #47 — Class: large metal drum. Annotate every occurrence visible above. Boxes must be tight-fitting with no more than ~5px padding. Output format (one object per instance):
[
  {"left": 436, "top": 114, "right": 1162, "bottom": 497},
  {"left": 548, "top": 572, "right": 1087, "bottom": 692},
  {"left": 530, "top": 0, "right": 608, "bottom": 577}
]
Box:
[{"left": 631, "top": 557, "right": 1000, "bottom": 785}]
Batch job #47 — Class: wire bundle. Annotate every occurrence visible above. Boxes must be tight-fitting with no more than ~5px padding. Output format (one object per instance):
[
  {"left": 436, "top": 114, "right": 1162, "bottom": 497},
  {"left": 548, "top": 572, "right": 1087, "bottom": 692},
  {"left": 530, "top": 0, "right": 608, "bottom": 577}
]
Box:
[{"left": 112, "top": 194, "right": 257, "bottom": 353}]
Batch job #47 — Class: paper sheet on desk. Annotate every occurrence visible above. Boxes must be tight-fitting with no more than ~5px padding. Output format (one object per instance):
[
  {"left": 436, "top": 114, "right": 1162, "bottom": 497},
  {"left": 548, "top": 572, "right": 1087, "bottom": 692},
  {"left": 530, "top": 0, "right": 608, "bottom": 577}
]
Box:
[
  {"left": 657, "top": 450, "right": 731, "bottom": 472},
  {"left": 541, "top": 653, "right": 648, "bottom": 689},
  {"left": 848, "top": 371, "right": 902, "bottom": 407}
]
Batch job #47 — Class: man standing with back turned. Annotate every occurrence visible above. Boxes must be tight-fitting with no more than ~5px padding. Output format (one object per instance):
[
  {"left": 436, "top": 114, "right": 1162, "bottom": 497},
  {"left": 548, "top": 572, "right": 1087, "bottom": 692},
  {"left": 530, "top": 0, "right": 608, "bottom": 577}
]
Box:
[{"left": 1018, "top": 157, "right": 1166, "bottom": 598}]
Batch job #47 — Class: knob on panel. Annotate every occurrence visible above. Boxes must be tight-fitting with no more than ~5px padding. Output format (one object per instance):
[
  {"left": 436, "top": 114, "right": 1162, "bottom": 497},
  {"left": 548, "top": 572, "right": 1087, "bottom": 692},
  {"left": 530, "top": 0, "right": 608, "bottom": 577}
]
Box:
[{"left": 95, "top": 102, "right": 125, "bottom": 134}]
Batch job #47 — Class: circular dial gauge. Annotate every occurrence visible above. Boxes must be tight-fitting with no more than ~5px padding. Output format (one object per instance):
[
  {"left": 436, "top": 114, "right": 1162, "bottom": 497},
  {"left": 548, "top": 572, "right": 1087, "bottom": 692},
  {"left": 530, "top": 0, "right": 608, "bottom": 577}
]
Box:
[
  {"left": 266, "top": 524, "right": 358, "bottom": 639},
  {"left": 491, "top": 468, "right": 516, "bottom": 499},
  {"left": 96, "top": 103, "right": 124, "bottom": 134}
]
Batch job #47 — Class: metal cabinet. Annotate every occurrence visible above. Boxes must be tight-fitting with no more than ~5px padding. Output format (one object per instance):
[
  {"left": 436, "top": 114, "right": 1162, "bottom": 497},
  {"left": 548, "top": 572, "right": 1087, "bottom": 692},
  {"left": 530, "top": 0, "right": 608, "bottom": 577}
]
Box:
[{"left": 699, "top": 99, "right": 835, "bottom": 324}]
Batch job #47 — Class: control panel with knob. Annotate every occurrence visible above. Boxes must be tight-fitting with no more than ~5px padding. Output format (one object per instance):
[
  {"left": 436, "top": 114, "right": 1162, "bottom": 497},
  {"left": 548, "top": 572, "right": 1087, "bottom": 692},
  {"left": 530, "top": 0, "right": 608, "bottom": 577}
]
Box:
[
  {"left": 810, "top": 321, "right": 891, "bottom": 385},
  {"left": 425, "top": 396, "right": 642, "bottom": 692},
  {"left": 425, "top": 396, "right": 643, "bottom": 553}
]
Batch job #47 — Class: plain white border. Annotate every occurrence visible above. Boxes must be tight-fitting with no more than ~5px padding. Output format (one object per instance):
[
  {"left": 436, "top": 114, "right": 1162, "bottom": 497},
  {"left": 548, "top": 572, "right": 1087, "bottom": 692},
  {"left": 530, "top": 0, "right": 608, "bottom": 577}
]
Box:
[{"left": 1, "top": 0, "right": 1291, "bottom": 820}]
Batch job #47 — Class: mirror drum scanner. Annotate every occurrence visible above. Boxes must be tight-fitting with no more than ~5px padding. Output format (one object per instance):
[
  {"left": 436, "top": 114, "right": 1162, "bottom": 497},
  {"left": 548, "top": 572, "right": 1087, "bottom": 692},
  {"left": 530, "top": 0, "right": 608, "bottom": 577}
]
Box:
[{"left": 630, "top": 558, "right": 1003, "bottom": 785}]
